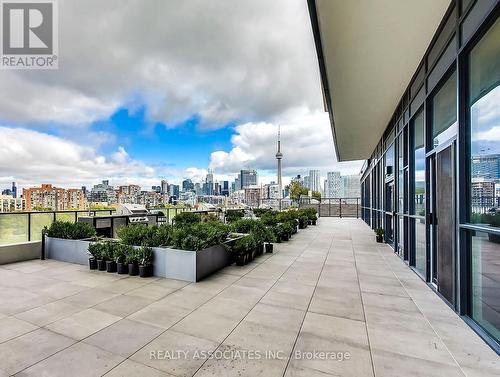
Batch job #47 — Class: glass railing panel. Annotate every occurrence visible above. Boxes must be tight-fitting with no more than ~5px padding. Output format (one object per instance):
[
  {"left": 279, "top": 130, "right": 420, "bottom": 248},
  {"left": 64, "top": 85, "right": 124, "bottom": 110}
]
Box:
[{"left": 0, "top": 213, "right": 28, "bottom": 245}]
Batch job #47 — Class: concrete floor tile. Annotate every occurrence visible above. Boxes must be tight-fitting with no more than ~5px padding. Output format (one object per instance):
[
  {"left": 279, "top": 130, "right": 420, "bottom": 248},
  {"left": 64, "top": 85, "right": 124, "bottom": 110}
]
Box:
[
  {"left": 104, "top": 360, "right": 174, "bottom": 377},
  {"left": 84, "top": 318, "right": 163, "bottom": 357},
  {"left": 95, "top": 294, "right": 155, "bottom": 317},
  {"left": 0, "top": 316, "right": 38, "bottom": 343},
  {"left": 131, "top": 329, "right": 218, "bottom": 376},
  {"left": 0, "top": 328, "right": 75, "bottom": 375},
  {"left": 45, "top": 308, "right": 122, "bottom": 340},
  {"left": 16, "top": 341, "right": 124, "bottom": 377}
]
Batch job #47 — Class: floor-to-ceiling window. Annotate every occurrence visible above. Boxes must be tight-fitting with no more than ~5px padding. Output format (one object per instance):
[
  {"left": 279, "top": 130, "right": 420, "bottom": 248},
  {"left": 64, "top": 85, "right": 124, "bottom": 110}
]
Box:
[
  {"left": 412, "top": 110, "right": 426, "bottom": 276},
  {"left": 467, "top": 17, "right": 500, "bottom": 343},
  {"left": 432, "top": 71, "right": 458, "bottom": 149}
]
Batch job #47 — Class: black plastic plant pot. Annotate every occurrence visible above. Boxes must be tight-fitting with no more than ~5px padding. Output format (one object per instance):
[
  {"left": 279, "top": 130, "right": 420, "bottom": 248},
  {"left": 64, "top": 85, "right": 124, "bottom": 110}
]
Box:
[
  {"left": 276, "top": 235, "right": 282, "bottom": 243},
  {"left": 88, "top": 258, "right": 97, "bottom": 270},
  {"left": 106, "top": 260, "right": 117, "bottom": 273},
  {"left": 299, "top": 223, "right": 305, "bottom": 229},
  {"left": 282, "top": 233, "right": 289, "bottom": 241},
  {"left": 312, "top": 220, "right": 317, "bottom": 225},
  {"left": 236, "top": 253, "right": 245, "bottom": 266},
  {"left": 139, "top": 264, "right": 153, "bottom": 278},
  {"left": 308, "top": 220, "right": 312, "bottom": 225},
  {"left": 117, "top": 262, "right": 128, "bottom": 274},
  {"left": 97, "top": 259, "right": 106, "bottom": 271},
  {"left": 376, "top": 235, "right": 384, "bottom": 243},
  {"left": 128, "top": 263, "right": 139, "bottom": 276},
  {"left": 265, "top": 243, "right": 273, "bottom": 253}
]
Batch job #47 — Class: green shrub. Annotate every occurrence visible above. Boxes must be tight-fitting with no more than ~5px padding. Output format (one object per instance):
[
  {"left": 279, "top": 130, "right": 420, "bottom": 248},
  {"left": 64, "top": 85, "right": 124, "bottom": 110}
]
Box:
[
  {"left": 225, "top": 209, "right": 244, "bottom": 223},
  {"left": 114, "top": 243, "right": 134, "bottom": 263},
  {"left": 232, "top": 234, "right": 257, "bottom": 254},
  {"left": 253, "top": 208, "right": 273, "bottom": 217},
  {"left": 231, "top": 219, "right": 257, "bottom": 234},
  {"left": 173, "top": 212, "right": 201, "bottom": 227},
  {"left": 260, "top": 211, "right": 278, "bottom": 226},
  {"left": 47, "top": 221, "right": 96, "bottom": 240},
  {"left": 171, "top": 221, "right": 230, "bottom": 251},
  {"left": 117, "top": 224, "right": 172, "bottom": 247},
  {"left": 87, "top": 241, "right": 103, "bottom": 259},
  {"left": 125, "top": 247, "right": 139, "bottom": 264},
  {"left": 138, "top": 246, "right": 154, "bottom": 266}
]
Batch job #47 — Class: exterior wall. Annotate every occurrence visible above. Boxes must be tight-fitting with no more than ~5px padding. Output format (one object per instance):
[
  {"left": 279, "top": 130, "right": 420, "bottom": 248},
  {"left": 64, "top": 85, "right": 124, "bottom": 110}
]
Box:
[
  {"left": 360, "top": 0, "right": 500, "bottom": 351},
  {"left": 0, "top": 241, "right": 41, "bottom": 264}
]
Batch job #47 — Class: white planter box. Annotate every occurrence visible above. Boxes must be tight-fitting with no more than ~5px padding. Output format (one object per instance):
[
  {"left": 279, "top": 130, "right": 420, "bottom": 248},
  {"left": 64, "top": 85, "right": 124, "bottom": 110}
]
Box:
[{"left": 45, "top": 237, "right": 231, "bottom": 282}]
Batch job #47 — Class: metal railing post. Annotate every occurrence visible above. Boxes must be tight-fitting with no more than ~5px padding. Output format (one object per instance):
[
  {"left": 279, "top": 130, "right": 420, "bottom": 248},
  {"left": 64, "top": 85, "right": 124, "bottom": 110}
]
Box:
[
  {"left": 28, "top": 212, "right": 31, "bottom": 241},
  {"left": 357, "top": 198, "right": 359, "bottom": 218},
  {"left": 339, "top": 199, "right": 342, "bottom": 218}
]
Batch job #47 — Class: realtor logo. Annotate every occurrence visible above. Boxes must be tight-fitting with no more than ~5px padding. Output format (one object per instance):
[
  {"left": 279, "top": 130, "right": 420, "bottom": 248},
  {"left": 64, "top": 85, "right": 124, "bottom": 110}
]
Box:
[{"left": 1, "top": 0, "right": 58, "bottom": 69}]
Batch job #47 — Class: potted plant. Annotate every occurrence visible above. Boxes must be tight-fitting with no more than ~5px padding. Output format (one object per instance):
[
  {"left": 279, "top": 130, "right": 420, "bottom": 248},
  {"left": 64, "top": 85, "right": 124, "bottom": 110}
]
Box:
[
  {"left": 375, "top": 228, "right": 385, "bottom": 243},
  {"left": 96, "top": 242, "right": 107, "bottom": 271},
  {"left": 115, "top": 243, "right": 131, "bottom": 274},
  {"left": 87, "top": 241, "right": 101, "bottom": 270},
  {"left": 264, "top": 226, "right": 276, "bottom": 253},
  {"left": 104, "top": 242, "right": 117, "bottom": 273},
  {"left": 138, "top": 246, "right": 154, "bottom": 278},
  {"left": 232, "top": 236, "right": 248, "bottom": 266},
  {"left": 126, "top": 248, "right": 139, "bottom": 276}
]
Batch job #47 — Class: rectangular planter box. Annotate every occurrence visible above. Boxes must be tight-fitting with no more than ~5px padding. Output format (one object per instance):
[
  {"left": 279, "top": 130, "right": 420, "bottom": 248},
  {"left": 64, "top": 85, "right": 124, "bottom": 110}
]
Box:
[
  {"left": 45, "top": 237, "right": 91, "bottom": 266},
  {"left": 45, "top": 237, "right": 230, "bottom": 282}
]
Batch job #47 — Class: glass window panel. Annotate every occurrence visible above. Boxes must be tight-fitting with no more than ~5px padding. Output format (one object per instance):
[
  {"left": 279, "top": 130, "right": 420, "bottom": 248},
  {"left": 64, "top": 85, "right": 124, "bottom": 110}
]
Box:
[
  {"left": 413, "top": 111, "right": 426, "bottom": 216},
  {"left": 385, "top": 144, "right": 395, "bottom": 177},
  {"left": 30, "top": 212, "right": 54, "bottom": 241},
  {"left": 415, "top": 218, "right": 426, "bottom": 276},
  {"left": 469, "top": 18, "right": 500, "bottom": 227},
  {"left": 56, "top": 212, "right": 76, "bottom": 223},
  {"left": 0, "top": 214, "right": 28, "bottom": 245},
  {"left": 432, "top": 71, "right": 458, "bottom": 148},
  {"left": 398, "top": 133, "right": 404, "bottom": 212},
  {"left": 470, "top": 229, "right": 500, "bottom": 341}
]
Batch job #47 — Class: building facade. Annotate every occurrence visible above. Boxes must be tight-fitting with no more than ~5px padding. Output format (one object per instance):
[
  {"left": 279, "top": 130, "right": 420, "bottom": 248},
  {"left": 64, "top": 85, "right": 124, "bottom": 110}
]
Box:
[
  {"left": 309, "top": 0, "right": 500, "bottom": 350},
  {"left": 0, "top": 195, "right": 25, "bottom": 212},
  {"left": 240, "top": 169, "right": 257, "bottom": 188},
  {"left": 326, "top": 171, "right": 343, "bottom": 198},
  {"left": 308, "top": 170, "right": 321, "bottom": 192},
  {"left": 23, "top": 184, "right": 86, "bottom": 210}
]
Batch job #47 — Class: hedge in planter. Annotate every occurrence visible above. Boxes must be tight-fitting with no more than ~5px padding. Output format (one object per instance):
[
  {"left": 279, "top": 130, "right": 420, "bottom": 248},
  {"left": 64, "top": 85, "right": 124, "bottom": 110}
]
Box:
[
  {"left": 171, "top": 221, "right": 230, "bottom": 251},
  {"left": 225, "top": 209, "right": 245, "bottom": 223},
  {"left": 116, "top": 223, "right": 173, "bottom": 247},
  {"left": 47, "top": 221, "right": 96, "bottom": 240},
  {"left": 115, "top": 243, "right": 134, "bottom": 274},
  {"left": 173, "top": 212, "right": 201, "bottom": 227}
]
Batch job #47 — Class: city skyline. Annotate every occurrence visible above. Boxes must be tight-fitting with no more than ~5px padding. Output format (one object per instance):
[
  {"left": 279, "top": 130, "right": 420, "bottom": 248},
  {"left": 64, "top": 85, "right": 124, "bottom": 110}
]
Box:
[{"left": 0, "top": 0, "right": 363, "bottom": 193}]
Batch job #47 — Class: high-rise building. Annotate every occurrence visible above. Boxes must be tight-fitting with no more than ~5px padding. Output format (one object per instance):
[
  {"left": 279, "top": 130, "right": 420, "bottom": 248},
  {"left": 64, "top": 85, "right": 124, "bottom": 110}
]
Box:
[
  {"left": 221, "top": 181, "right": 230, "bottom": 196},
  {"left": 182, "top": 179, "right": 194, "bottom": 192},
  {"left": 303, "top": 175, "right": 310, "bottom": 190},
  {"left": 23, "top": 184, "right": 86, "bottom": 210},
  {"left": 88, "top": 180, "right": 116, "bottom": 204},
  {"left": 234, "top": 177, "right": 241, "bottom": 191},
  {"left": 169, "top": 184, "right": 180, "bottom": 198},
  {"left": 161, "top": 179, "right": 169, "bottom": 194},
  {"left": 472, "top": 154, "right": 500, "bottom": 180},
  {"left": 194, "top": 183, "right": 202, "bottom": 196},
  {"left": 240, "top": 169, "right": 257, "bottom": 188},
  {"left": 0, "top": 195, "right": 25, "bottom": 212},
  {"left": 276, "top": 126, "right": 283, "bottom": 198},
  {"left": 343, "top": 175, "right": 361, "bottom": 198},
  {"left": 326, "top": 172, "right": 343, "bottom": 198},
  {"left": 309, "top": 170, "right": 321, "bottom": 192}
]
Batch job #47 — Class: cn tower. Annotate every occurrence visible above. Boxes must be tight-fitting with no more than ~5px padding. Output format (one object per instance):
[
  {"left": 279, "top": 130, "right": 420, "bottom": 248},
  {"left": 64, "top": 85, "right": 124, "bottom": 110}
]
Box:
[{"left": 276, "top": 125, "right": 283, "bottom": 198}]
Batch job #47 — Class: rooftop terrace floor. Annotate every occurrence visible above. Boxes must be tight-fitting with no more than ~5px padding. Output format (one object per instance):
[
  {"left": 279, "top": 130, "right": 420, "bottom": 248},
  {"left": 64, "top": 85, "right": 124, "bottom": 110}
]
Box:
[{"left": 0, "top": 218, "right": 498, "bottom": 376}]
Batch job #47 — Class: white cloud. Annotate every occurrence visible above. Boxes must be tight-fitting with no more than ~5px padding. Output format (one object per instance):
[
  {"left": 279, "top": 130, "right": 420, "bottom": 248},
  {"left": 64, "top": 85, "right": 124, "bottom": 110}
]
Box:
[
  {"left": 0, "top": 127, "right": 157, "bottom": 190},
  {"left": 209, "top": 109, "right": 364, "bottom": 177},
  {"left": 0, "top": 0, "right": 321, "bottom": 129}
]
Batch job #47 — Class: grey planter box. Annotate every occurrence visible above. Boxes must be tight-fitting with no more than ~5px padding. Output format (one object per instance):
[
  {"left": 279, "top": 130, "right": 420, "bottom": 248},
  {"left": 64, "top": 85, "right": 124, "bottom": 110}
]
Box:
[
  {"left": 45, "top": 237, "right": 230, "bottom": 282},
  {"left": 45, "top": 237, "right": 91, "bottom": 266}
]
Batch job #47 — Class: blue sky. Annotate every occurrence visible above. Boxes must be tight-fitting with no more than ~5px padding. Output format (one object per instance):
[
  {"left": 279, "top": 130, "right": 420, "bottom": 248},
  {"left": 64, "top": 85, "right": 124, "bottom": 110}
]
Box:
[{"left": 90, "top": 108, "right": 235, "bottom": 170}]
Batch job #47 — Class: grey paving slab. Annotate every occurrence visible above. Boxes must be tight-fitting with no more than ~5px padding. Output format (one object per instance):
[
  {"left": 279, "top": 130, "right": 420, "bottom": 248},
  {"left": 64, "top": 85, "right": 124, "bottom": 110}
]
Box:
[{"left": 0, "top": 218, "right": 498, "bottom": 377}]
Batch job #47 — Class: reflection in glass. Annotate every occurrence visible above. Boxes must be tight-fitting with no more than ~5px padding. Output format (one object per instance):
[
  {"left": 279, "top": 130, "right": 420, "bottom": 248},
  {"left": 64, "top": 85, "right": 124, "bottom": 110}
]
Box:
[
  {"left": 432, "top": 71, "right": 458, "bottom": 148},
  {"left": 414, "top": 218, "right": 426, "bottom": 276},
  {"left": 470, "top": 229, "right": 500, "bottom": 341},
  {"left": 386, "top": 144, "right": 395, "bottom": 177},
  {"left": 413, "top": 111, "right": 426, "bottom": 216},
  {"left": 469, "top": 18, "right": 500, "bottom": 227},
  {"left": 398, "top": 133, "right": 404, "bottom": 212}
]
